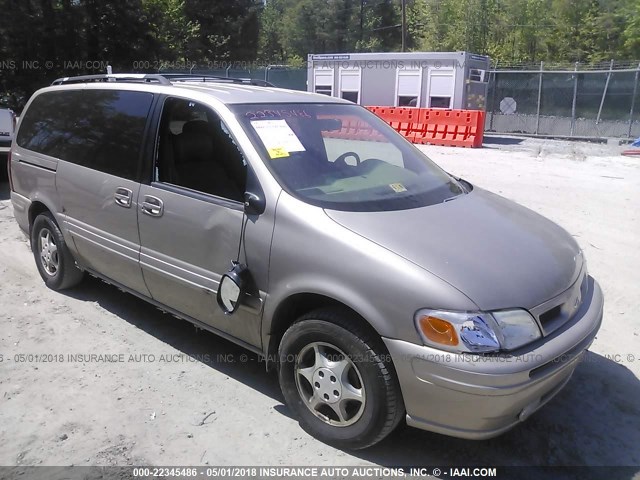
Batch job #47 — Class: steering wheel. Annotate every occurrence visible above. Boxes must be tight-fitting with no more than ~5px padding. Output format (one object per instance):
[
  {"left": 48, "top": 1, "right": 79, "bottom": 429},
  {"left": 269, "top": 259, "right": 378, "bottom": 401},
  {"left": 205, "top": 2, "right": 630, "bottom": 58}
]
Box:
[{"left": 334, "top": 151, "right": 361, "bottom": 168}]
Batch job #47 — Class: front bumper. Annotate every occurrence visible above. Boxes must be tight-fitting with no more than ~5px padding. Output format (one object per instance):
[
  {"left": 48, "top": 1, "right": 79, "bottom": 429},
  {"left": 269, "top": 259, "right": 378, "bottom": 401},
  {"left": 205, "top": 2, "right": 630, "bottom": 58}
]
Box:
[
  {"left": 384, "top": 276, "right": 603, "bottom": 440},
  {"left": 0, "top": 140, "right": 10, "bottom": 153}
]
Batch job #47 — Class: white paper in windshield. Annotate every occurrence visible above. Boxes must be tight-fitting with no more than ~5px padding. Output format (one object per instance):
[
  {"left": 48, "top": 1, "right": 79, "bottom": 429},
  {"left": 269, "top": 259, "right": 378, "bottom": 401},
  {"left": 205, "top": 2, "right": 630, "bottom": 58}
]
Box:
[{"left": 250, "top": 119, "right": 306, "bottom": 159}]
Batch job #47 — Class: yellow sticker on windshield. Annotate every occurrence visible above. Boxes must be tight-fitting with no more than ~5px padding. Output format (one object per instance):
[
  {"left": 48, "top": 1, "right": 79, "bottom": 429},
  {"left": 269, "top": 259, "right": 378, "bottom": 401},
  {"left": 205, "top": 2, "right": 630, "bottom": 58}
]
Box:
[
  {"left": 268, "top": 147, "right": 290, "bottom": 158},
  {"left": 389, "top": 183, "right": 407, "bottom": 193}
]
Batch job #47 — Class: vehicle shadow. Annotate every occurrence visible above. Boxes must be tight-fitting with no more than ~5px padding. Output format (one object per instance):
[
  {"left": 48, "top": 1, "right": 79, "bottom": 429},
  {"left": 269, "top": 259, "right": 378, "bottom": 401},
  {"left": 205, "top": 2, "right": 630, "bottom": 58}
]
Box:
[
  {"left": 65, "top": 276, "right": 285, "bottom": 407},
  {"left": 66, "top": 277, "right": 640, "bottom": 469},
  {"left": 483, "top": 135, "right": 525, "bottom": 146}
]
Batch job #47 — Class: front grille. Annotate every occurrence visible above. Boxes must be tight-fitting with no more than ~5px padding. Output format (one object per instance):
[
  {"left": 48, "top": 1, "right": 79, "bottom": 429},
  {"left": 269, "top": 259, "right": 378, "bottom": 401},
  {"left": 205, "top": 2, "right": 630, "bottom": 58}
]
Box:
[
  {"left": 533, "top": 269, "right": 588, "bottom": 336},
  {"left": 539, "top": 305, "right": 562, "bottom": 329}
]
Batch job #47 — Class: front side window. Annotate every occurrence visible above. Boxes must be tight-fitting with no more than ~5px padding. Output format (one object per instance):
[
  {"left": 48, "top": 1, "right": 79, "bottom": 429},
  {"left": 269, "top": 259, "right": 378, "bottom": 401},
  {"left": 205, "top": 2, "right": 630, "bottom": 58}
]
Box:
[
  {"left": 232, "top": 103, "right": 464, "bottom": 212},
  {"left": 155, "top": 97, "right": 247, "bottom": 202},
  {"left": 17, "top": 89, "right": 153, "bottom": 180}
]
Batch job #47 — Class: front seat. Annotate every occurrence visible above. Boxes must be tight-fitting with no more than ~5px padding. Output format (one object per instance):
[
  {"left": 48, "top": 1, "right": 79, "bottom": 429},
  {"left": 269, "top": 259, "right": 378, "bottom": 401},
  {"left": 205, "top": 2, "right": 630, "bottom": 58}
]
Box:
[{"left": 173, "top": 120, "right": 243, "bottom": 201}]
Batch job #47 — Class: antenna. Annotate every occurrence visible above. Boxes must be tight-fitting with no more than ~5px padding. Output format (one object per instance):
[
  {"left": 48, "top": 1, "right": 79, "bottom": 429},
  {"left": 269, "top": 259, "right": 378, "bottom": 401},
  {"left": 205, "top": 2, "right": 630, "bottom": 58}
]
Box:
[{"left": 235, "top": 212, "right": 249, "bottom": 265}]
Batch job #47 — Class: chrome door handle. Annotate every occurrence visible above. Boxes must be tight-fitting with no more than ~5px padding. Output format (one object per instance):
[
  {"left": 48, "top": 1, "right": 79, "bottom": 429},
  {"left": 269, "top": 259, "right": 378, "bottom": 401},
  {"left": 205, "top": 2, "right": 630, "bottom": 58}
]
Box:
[
  {"left": 141, "top": 195, "right": 164, "bottom": 217},
  {"left": 114, "top": 187, "right": 133, "bottom": 208}
]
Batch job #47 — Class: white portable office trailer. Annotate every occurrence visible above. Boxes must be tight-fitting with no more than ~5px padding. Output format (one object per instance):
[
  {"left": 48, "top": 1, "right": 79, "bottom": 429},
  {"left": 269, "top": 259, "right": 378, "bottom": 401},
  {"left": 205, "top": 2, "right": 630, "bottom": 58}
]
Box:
[{"left": 308, "top": 51, "right": 490, "bottom": 110}]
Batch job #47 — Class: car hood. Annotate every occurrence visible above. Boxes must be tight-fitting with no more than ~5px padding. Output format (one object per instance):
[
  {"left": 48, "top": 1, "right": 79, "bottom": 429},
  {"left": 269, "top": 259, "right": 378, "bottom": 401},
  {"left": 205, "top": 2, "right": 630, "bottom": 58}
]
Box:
[{"left": 324, "top": 187, "right": 583, "bottom": 311}]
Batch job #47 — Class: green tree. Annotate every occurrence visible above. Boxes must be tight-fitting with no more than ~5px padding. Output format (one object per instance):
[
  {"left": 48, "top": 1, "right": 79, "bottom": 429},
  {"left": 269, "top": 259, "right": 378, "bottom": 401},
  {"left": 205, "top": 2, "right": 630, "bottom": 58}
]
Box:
[
  {"left": 81, "top": 0, "right": 150, "bottom": 69},
  {"left": 620, "top": 0, "right": 640, "bottom": 59},
  {"left": 285, "top": 0, "right": 328, "bottom": 55},
  {"left": 258, "top": 0, "right": 286, "bottom": 61},
  {"left": 183, "top": 0, "right": 260, "bottom": 61},
  {"left": 141, "top": 0, "right": 199, "bottom": 63},
  {"left": 406, "top": 0, "right": 429, "bottom": 50},
  {"left": 358, "top": 0, "right": 401, "bottom": 52},
  {"left": 546, "top": 0, "right": 597, "bottom": 62}
]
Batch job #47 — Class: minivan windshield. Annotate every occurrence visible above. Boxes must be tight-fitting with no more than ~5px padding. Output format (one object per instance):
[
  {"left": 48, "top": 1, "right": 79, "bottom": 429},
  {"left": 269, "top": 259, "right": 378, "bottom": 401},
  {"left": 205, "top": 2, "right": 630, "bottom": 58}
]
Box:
[{"left": 232, "top": 103, "right": 465, "bottom": 212}]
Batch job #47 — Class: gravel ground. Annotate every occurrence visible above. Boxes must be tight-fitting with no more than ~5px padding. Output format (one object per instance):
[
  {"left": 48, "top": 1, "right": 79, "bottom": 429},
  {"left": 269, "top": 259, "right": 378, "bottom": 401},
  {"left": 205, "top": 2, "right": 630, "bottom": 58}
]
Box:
[{"left": 0, "top": 136, "right": 639, "bottom": 468}]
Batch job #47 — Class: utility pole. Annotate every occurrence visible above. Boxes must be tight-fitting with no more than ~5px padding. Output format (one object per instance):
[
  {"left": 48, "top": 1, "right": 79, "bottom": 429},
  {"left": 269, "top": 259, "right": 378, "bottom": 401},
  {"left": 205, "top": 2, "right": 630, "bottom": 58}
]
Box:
[
  {"left": 401, "top": 0, "right": 407, "bottom": 52},
  {"left": 360, "top": 0, "right": 364, "bottom": 45}
]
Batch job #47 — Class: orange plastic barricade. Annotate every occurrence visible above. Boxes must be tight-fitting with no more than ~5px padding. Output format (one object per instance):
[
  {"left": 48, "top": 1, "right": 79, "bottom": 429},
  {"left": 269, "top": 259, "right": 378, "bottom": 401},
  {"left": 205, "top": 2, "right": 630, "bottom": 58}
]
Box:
[
  {"left": 369, "top": 106, "right": 419, "bottom": 141},
  {"left": 413, "top": 109, "right": 475, "bottom": 147},
  {"left": 320, "top": 115, "right": 385, "bottom": 142},
  {"left": 473, "top": 111, "right": 485, "bottom": 147},
  {"left": 366, "top": 106, "right": 485, "bottom": 148}
]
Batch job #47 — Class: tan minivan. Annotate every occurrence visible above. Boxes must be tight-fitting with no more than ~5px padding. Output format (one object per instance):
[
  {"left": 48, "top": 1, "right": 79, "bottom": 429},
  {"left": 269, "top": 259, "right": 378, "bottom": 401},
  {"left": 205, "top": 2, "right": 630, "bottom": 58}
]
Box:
[{"left": 9, "top": 73, "right": 603, "bottom": 449}]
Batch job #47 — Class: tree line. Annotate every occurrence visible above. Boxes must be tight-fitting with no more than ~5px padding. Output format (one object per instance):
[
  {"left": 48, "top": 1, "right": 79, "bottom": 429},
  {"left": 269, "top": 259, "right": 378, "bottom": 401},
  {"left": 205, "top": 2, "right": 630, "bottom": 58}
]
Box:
[
  {"left": 1, "top": 0, "right": 638, "bottom": 109},
  {"left": 0, "top": 0, "right": 259, "bottom": 109},
  {"left": 260, "top": 0, "right": 640, "bottom": 65}
]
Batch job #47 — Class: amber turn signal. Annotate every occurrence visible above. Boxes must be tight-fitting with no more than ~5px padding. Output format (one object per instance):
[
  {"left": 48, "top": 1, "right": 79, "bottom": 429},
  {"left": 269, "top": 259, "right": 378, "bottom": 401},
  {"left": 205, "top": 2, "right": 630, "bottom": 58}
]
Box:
[{"left": 418, "top": 316, "right": 459, "bottom": 346}]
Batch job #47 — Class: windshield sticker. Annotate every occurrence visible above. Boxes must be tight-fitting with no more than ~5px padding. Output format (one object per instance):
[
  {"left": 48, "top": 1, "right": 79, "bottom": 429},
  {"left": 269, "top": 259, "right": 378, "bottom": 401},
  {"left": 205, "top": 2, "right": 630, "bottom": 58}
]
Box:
[
  {"left": 389, "top": 183, "right": 407, "bottom": 193},
  {"left": 245, "top": 109, "right": 312, "bottom": 120},
  {"left": 268, "top": 147, "right": 289, "bottom": 159},
  {"left": 250, "top": 119, "right": 306, "bottom": 159}
]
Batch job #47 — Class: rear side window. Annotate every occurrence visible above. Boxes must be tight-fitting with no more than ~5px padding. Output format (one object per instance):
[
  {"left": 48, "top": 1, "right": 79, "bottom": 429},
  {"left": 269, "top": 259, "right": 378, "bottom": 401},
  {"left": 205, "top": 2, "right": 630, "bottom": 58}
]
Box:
[{"left": 17, "top": 89, "right": 153, "bottom": 180}]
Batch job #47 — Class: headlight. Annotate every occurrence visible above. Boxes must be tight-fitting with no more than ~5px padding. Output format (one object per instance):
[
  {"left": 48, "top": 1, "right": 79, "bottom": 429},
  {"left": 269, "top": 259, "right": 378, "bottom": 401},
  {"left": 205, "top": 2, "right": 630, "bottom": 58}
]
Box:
[
  {"left": 414, "top": 308, "right": 541, "bottom": 354},
  {"left": 491, "top": 310, "right": 543, "bottom": 350}
]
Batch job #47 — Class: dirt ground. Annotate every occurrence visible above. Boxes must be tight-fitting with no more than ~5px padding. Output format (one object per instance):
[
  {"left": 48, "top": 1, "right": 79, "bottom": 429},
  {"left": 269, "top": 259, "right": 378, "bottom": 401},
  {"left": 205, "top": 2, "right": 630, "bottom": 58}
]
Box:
[{"left": 0, "top": 137, "right": 639, "bottom": 468}]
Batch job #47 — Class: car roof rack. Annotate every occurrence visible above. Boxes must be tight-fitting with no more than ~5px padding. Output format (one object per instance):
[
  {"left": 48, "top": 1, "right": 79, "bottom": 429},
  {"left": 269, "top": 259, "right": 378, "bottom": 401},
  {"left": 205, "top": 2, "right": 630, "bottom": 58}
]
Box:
[
  {"left": 51, "top": 73, "right": 275, "bottom": 87},
  {"left": 160, "top": 74, "right": 275, "bottom": 87},
  {"left": 52, "top": 73, "right": 171, "bottom": 86}
]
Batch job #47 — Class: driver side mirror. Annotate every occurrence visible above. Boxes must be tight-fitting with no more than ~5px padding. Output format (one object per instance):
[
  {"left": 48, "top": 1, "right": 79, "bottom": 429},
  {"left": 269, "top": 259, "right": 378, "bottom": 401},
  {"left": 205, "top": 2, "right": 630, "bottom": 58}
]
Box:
[
  {"left": 217, "top": 262, "right": 250, "bottom": 315},
  {"left": 244, "top": 191, "right": 265, "bottom": 215}
]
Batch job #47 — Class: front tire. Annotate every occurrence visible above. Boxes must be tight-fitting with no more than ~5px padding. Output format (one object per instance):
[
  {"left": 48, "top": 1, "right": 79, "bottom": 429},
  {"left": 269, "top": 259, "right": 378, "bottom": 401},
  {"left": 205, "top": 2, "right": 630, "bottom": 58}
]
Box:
[
  {"left": 31, "top": 212, "right": 84, "bottom": 290},
  {"left": 278, "top": 308, "right": 404, "bottom": 449}
]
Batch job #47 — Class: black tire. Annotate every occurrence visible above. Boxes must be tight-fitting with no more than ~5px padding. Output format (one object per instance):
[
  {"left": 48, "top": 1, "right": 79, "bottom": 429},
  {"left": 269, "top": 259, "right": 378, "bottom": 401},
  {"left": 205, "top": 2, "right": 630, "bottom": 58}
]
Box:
[
  {"left": 0, "top": 153, "right": 8, "bottom": 182},
  {"left": 278, "top": 307, "right": 404, "bottom": 449},
  {"left": 31, "top": 212, "right": 84, "bottom": 290}
]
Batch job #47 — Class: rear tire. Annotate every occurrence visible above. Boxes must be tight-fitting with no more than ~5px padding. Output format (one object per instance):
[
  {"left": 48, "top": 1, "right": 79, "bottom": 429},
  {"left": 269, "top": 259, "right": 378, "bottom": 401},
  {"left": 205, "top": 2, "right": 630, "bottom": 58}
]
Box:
[
  {"left": 278, "top": 307, "right": 404, "bottom": 449},
  {"left": 0, "top": 153, "right": 8, "bottom": 182},
  {"left": 31, "top": 212, "right": 84, "bottom": 290}
]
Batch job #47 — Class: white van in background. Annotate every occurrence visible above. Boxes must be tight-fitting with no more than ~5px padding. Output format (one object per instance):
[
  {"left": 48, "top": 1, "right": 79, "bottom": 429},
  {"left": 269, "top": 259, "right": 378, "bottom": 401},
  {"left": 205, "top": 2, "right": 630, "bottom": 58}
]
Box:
[
  {"left": 0, "top": 108, "right": 16, "bottom": 153},
  {"left": 1, "top": 108, "right": 16, "bottom": 180}
]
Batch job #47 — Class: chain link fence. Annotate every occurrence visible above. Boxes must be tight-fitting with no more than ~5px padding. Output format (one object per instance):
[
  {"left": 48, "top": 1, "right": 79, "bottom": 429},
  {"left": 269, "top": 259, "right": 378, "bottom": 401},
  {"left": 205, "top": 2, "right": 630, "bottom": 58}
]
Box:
[{"left": 487, "top": 62, "right": 640, "bottom": 139}]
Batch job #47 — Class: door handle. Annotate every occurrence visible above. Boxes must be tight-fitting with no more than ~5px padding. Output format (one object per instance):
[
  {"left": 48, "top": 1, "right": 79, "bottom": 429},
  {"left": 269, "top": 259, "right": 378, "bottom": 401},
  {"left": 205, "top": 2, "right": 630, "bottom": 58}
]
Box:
[
  {"left": 114, "top": 187, "right": 133, "bottom": 208},
  {"left": 141, "top": 195, "right": 164, "bottom": 217}
]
